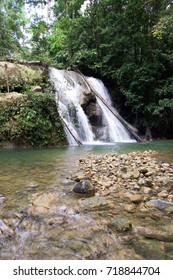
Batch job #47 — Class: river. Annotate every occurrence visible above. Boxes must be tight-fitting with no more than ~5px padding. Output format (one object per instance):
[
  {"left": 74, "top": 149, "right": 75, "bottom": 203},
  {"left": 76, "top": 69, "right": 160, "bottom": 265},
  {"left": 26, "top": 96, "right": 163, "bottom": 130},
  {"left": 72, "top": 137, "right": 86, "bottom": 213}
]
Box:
[{"left": 0, "top": 140, "right": 173, "bottom": 259}]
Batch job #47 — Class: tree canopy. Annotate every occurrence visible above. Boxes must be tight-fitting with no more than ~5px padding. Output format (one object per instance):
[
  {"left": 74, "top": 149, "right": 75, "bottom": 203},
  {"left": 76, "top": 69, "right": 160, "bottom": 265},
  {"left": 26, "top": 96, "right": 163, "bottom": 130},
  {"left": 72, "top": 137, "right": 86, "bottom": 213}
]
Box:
[{"left": 0, "top": 0, "right": 173, "bottom": 138}]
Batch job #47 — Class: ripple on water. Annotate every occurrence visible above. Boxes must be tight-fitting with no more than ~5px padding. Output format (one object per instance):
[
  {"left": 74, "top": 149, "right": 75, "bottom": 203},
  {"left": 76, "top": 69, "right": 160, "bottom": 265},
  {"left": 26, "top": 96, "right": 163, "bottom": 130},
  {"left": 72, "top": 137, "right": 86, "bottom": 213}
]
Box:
[{"left": 0, "top": 141, "right": 172, "bottom": 259}]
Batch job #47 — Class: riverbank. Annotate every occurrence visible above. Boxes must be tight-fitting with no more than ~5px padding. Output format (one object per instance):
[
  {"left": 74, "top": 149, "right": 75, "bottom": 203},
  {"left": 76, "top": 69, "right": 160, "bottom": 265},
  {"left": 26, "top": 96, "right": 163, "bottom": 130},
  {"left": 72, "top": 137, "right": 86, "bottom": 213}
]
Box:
[
  {"left": 73, "top": 150, "right": 173, "bottom": 204},
  {"left": 0, "top": 149, "right": 173, "bottom": 259}
]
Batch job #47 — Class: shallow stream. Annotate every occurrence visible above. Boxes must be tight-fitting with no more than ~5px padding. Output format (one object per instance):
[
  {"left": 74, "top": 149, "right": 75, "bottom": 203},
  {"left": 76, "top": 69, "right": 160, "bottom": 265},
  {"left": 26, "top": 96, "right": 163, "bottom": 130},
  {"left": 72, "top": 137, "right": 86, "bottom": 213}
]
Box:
[{"left": 0, "top": 141, "right": 173, "bottom": 259}]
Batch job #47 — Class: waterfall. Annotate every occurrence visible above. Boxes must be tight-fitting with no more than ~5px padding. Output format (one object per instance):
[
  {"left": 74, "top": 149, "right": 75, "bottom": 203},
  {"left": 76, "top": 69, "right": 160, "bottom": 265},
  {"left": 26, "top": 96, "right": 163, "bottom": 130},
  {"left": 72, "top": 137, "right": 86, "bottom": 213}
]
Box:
[
  {"left": 87, "top": 77, "right": 132, "bottom": 142},
  {"left": 49, "top": 67, "right": 135, "bottom": 145}
]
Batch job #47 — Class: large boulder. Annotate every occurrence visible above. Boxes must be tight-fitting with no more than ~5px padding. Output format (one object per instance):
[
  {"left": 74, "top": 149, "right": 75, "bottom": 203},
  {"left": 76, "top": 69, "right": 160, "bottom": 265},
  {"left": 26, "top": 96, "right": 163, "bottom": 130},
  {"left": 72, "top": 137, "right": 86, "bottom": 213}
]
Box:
[
  {"left": 80, "top": 91, "right": 96, "bottom": 110},
  {"left": 85, "top": 102, "right": 103, "bottom": 126}
]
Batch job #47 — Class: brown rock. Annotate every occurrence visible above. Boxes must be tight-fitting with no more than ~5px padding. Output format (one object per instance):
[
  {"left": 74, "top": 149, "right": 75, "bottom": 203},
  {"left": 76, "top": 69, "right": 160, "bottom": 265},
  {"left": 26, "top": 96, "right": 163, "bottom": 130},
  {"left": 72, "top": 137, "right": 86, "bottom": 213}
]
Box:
[{"left": 129, "top": 194, "right": 143, "bottom": 204}]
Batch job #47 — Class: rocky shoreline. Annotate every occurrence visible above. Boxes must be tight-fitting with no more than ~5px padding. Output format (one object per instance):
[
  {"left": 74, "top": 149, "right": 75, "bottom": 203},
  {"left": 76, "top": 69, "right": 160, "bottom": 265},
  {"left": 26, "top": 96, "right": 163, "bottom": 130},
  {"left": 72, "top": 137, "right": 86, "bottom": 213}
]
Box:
[
  {"left": 72, "top": 150, "right": 173, "bottom": 254},
  {"left": 73, "top": 150, "right": 173, "bottom": 205},
  {"left": 0, "top": 150, "right": 173, "bottom": 259}
]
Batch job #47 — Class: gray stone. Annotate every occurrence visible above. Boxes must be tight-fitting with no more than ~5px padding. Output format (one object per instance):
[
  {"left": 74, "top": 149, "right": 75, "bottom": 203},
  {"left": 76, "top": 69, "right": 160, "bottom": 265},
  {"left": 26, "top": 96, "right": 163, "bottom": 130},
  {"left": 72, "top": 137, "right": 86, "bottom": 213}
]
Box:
[
  {"left": 138, "top": 178, "right": 147, "bottom": 187},
  {"left": 146, "top": 200, "right": 173, "bottom": 213},
  {"left": 0, "top": 219, "right": 13, "bottom": 237},
  {"left": 73, "top": 179, "right": 95, "bottom": 196},
  {"left": 78, "top": 197, "right": 110, "bottom": 211},
  {"left": 108, "top": 217, "right": 132, "bottom": 232}
]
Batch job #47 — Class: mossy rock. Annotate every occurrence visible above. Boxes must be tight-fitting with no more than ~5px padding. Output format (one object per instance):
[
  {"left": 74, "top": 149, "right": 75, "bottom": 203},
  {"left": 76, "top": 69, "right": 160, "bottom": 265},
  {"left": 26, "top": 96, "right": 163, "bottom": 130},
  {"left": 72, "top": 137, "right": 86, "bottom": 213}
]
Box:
[{"left": 108, "top": 217, "right": 132, "bottom": 232}]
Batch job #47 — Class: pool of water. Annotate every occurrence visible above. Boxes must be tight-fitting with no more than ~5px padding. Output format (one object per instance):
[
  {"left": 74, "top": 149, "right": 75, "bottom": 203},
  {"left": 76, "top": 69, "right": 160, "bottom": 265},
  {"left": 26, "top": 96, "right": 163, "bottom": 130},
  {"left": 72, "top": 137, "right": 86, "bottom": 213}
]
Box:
[
  {"left": 0, "top": 140, "right": 172, "bottom": 209},
  {"left": 0, "top": 140, "right": 172, "bottom": 259}
]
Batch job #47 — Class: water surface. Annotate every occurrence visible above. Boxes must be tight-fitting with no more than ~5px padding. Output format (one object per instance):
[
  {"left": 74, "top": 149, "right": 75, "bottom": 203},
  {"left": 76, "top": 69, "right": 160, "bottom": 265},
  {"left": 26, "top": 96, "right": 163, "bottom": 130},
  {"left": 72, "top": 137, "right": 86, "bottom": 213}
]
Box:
[
  {"left": 0, "top": 140, "right": 172, "bottom": 209},
  {"left": 0, "top": 141, "right": 172, "bottom": 259}
]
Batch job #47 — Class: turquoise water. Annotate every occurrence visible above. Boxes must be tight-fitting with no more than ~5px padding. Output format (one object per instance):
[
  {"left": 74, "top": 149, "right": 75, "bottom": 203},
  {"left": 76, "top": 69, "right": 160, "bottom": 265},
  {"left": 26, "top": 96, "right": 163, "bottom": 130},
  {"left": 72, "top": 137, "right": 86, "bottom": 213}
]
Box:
[
  {"left": 0, "top": 140, "right": 173, "bottom": 260},
  {"left": 0, "top": 141, "right": 172, "bottom": 209}
]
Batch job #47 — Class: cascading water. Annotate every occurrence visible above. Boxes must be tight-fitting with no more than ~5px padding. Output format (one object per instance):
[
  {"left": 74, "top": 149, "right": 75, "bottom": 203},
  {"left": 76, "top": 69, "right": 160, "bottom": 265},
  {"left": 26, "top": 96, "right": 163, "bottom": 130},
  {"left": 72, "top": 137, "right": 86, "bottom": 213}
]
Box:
[
  {"left": 49, "top": 68, "right": 94, "bottom": 145},
  {"left": 49, "top": 67, "right": 135, "bottom": 145},
  {"left": 87, "top": 77, "right": 132, "bottom": 142}
]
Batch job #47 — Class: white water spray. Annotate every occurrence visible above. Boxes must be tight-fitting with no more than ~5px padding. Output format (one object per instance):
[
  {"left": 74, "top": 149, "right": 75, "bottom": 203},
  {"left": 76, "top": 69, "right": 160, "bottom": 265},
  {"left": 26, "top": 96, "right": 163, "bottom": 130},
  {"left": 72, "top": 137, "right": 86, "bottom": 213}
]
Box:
[
  {"left": 87, "top": 77, "right": 132, "bottom": 142},
  {"left": 49, "top": 67, "right": 135, "bottom": 145}
]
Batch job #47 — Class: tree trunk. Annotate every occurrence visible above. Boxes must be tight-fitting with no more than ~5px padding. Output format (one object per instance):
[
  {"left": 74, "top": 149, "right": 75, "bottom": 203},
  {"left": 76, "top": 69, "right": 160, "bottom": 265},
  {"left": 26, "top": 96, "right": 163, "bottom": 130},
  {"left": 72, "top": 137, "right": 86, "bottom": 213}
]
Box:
[
  {"left": 4, "top": 63, "right": 9, "bottom": 93},
  {"left": 0, "top": 58, "right": 49, "bottom": 67},
  {"left": 145, "top": 126, "right": 152, "bottom": 141},
  {"left": 76, "top": 69, "right": 143, "bottom": 142},
  {"left": 60, "top": 116, "right": 82, "bottom": 146}
]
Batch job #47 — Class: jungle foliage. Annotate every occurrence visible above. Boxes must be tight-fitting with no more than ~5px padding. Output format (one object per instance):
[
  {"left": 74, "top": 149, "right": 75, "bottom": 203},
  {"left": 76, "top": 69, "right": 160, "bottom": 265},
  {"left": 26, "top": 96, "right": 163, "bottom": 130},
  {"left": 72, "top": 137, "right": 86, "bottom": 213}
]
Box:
[
  {"left": 0, "top": 92, "right": 66, "bottom": 146},
  {"left": 0, "top": 0, "right": 173, "bottom": 138}
]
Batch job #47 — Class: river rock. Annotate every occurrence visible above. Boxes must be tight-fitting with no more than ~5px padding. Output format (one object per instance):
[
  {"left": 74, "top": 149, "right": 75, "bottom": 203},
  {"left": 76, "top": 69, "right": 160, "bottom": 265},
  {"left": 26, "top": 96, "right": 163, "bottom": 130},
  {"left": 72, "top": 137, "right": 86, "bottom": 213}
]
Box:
[
  {"left": 32, "top": 192, "right": 56, "bottom": 208},
  {"left": 72, "top": 172, "right": 86, "bottom": 182},
  {"left": 138, "top": 178, "right": 148, "bottom": 187},
  {"left": 132, "top": 238, "right": 165, "bottom": 259},
  {"left": 145, "top": 168, "right": 156, "bottom": 177},
  {"left": 0, "top": 219, "right": 13, "bottom": 237},
  {"left": 136, "top": 226, "right": 173, "bottom": 242},
  {"left": 78, "top": 197, "right": 110, "bottom": 211},
  {"left": 143, "top": 187, "right": 152, "bottom": 195},
  {"left": 29, "top": 192, "right": 57, "bottom": 215},
  {"left": 123, "top": 204, "right": 136, "bottom": 213},
  {"left": 145, "top": 200, "right": 173, "bottom": 213},
  {"left": 108, "top": 217, "right": 132, "bottom": 232},
  {"left": 73, "top": 179, "right": 95, "bottom": 196},
  {"left": 132, "top": 170, "right": 140, "bottom": 179},
  {"left": 164, "top": 242, "right": 173, "bottom": 259},
  {"left": 157, "top": 190, "right": 168, "bottom": 198},
  {"left": 129, "top": 194, "right": 143, "bottom": 204}
]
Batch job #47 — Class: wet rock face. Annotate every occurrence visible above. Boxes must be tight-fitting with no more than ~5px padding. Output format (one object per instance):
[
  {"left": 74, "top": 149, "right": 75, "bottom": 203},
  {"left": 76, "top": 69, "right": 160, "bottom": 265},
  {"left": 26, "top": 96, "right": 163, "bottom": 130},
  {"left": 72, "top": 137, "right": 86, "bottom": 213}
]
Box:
[
  {"left": 80, "top": 91, "right": 103, "bottom": 130},
  {"left": 85, "top": 103, "right": 103, "bottom": 127},
  {"left": 79, "top": 91, "right": 96, "bottom": 110}
]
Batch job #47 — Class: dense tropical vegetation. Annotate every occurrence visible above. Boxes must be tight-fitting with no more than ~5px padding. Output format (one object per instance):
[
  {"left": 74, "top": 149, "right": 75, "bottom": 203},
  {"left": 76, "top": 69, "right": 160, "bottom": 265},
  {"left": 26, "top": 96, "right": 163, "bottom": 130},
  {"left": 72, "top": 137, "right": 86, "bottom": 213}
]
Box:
[
  {"left": 0, "top": 92, "right": 66, "bottom": 146},
  {"left": 0, "top": 0, "right": 173, "bottom": 141}
]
